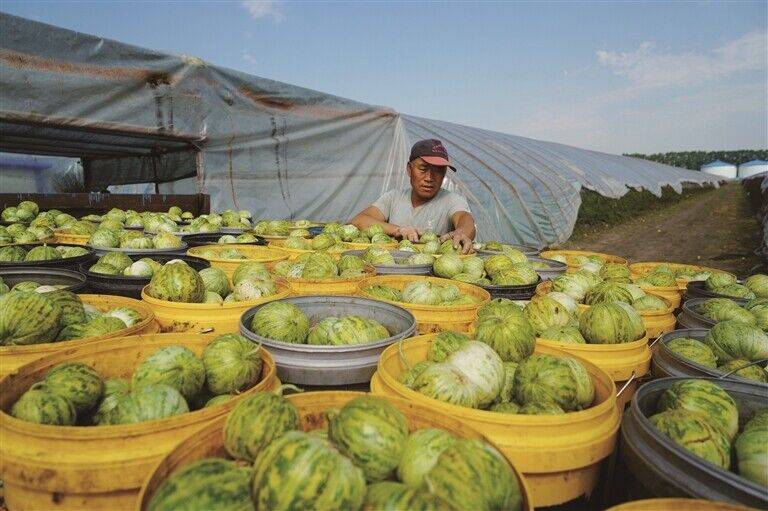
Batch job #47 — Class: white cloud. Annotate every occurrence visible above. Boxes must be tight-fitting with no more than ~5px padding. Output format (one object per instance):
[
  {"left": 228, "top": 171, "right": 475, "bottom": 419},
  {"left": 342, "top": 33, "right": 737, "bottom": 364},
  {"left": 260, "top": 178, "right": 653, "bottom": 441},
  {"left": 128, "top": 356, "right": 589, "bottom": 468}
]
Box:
[
  {"left": 596, "top": 30, "right": 767, "bottom": 88},
  {"left": 241, "top": 0, "right": 284, "bottom": 22},
  {"left": 502, "top": 30, "right": 768, "bottom": 154},
  {"left": 242, "top": 52, "right": 257, "bottom": 67}
]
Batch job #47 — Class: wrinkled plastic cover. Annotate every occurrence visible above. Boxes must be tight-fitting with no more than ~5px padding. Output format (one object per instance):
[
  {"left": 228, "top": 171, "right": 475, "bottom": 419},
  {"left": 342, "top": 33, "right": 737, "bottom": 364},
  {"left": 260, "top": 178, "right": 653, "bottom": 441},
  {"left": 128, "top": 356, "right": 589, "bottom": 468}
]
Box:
[{"left": 0, "top": 13, "right": 721, "bottom": 247}]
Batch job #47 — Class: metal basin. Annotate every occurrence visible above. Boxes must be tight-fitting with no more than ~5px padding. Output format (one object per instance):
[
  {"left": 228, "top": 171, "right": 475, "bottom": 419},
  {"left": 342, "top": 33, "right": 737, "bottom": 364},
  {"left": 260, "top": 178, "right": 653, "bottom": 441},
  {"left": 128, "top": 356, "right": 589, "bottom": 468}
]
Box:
[
  {"left": 342, "top": 250, "right": 432, "bottom": 276},
  {"left": 620, "top": 377, "right": 768, "bottom": 507},
  {"left": 240, "top": 295, "right": 417, "bottom": 386},
  {"left": 0, "top": 268, "right": 87, "bottom": 293},
  {"left": 652, "top": 328, "right": 768, "bottom": 387},
  {"left": 676, "top": 298, "right": 747, "bottom": 329}
]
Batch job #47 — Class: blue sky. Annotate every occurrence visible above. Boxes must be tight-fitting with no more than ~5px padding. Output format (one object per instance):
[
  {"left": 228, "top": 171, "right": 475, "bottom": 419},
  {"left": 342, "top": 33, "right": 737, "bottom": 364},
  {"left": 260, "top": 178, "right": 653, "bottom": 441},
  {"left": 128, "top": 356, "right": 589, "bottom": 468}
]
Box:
[{"left": 2, "top": 1, "right": 766, "bottom": 154}]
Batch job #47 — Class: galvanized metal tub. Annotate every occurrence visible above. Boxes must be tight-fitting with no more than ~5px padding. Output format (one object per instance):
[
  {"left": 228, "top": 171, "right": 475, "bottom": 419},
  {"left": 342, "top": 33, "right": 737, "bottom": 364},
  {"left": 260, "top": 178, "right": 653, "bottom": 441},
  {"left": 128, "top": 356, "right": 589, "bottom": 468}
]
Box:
[
  {"left": 620, "top": 377, "right": 768, "bottom": 508},
  {"left": 0, "top": 268, "right": 87, "bottom": 293},
  {"left": 528, "top": 256, "right": 568, "bottom": 281},
  {"left": 479, "top": 275, "right": 542, "bottom": 300},
  {"left": 684, "top": 281, "right": 750, "bottom": 303},
  {"left": 652, "top": 328, "right": 768, "bottom": 387},
  {"left": 676, "top": 298, "right": 747, "bottom": 329},
  {"left": 477, "top": 244, "right": 540, "bottom": 257},
  {"left": 342, "top": 249, "right": 432, "bottom": 276},
  {"left": 239, "top": 295, "right": 417, "bottom": 386}
]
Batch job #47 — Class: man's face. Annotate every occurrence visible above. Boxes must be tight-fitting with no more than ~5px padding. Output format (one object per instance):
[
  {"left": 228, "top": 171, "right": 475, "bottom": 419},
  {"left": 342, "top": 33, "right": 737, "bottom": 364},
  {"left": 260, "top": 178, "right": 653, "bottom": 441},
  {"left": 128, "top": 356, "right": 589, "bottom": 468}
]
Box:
[{"left": 408, "top": 157, "right": 447, "bottom": 201}]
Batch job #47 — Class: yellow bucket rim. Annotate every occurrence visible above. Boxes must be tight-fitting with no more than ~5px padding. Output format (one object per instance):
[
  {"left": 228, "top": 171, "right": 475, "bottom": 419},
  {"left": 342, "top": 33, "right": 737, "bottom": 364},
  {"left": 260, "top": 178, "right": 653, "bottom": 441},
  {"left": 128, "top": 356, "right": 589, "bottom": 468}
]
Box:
[
  {"left": 358, "top": 275, "right": 491, "bottom": 312},
  {"left": 284, "top": 267, "right": 376, "bottom": 285},
  {"left": 0, "top": 332, "right": 277, "bottom": 438},
  {"left": 377, "top": 334, "right": 618, "bottom": 426},
  {"left": 140, "top": 282, "right": 290, "bottom": 310},
  {"left": 0, "top": 294, "right": 155, "bottom": 355},
  {"left": 186, "top": 244, "right": 288, "bottom": 264}
]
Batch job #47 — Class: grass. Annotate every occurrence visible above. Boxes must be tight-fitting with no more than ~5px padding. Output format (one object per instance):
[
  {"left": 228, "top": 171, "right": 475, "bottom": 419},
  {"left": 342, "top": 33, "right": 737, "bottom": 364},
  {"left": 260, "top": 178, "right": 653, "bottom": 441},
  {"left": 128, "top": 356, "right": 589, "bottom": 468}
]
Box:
[{"left": 571, "top": 184, "right": 716, "bottom": 238}]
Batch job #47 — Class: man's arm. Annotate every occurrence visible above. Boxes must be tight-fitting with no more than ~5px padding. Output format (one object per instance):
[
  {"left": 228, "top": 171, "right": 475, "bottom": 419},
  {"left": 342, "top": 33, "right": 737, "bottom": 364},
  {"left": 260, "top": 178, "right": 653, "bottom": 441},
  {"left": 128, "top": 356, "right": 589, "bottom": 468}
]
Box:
[
  {"left": 439, "top": 211, "right": 476, "bottom": 254},
  {"left": 350, "top": 206, "right": 399, "bottom": 236},
  {"left": 349, "top": 206, "right": 421, "bottom": 241}
]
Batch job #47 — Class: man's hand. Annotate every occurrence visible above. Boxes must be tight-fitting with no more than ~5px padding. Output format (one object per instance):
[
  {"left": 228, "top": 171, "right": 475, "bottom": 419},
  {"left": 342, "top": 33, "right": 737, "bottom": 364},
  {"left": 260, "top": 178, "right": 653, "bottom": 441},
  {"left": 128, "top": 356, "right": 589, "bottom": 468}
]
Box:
[
  {"left": 395, "top": 225, "right": 421, "bottom": 243},
  {"left": 440, "top": 230, "right": 473, "bottom": 254}
]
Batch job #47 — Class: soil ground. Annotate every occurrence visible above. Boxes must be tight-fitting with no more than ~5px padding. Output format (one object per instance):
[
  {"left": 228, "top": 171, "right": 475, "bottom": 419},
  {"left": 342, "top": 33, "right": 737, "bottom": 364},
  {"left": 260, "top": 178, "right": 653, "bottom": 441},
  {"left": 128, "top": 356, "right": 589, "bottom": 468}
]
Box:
[{"left": 560, "top": 183, "right": 764, "bottom": 277}]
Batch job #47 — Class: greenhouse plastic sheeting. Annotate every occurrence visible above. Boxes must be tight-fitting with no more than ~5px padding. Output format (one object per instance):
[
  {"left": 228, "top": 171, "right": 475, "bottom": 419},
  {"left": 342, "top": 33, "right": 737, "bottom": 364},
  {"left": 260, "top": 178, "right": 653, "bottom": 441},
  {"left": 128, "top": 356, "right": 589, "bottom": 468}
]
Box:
[{"left": 0, "top": 13, "right": 722, "bottom": 247}]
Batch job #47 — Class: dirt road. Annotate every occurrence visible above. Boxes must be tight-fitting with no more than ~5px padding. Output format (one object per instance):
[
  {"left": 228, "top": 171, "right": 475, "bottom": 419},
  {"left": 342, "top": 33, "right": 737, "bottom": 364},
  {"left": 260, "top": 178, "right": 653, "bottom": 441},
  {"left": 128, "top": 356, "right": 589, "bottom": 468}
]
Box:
[{"left": 561, "top": 183, "right": 763, "bottom": 276}]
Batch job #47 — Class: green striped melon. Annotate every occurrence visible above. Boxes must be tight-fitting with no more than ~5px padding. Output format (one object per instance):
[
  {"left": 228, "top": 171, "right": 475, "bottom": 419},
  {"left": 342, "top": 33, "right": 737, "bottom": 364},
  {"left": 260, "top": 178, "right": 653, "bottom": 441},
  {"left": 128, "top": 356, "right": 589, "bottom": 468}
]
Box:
[
  {"left": 44, "top": 362, "right": 104, "bottom": 415},
  {"left": 397, "top": 429, "right": 456, "bottom": 489},
  {"left": 0, "top": 291, "right": 62, "bottom": 346},
  {"left": 491, "top": 402, "right": 522, "bottom": 414},
  {"left": 656, "top": 379, "right": 739, "bottom": 440},
  {"left": 223, "top": 390, "right": 299, "bottom": 462},
  {"left": 495, "top": 361, "right": 518, "bottom": 404},
  {"left": 148, "top": 262, "right": 206, "bottom": 303},
  {"left": 251, "top": 430, "right": 366, "bottom": 511},
  {"left": 513, "top": 354, "right": 595, "bottom": 412},
  {"left": 56, "top": 323, "right": 89, "bottom": 342},
  {"left": 735, "top": 424, "right": 768, "bottom": 486},
  {"left": 232, "top": 261, "right": 270, "bottom": 286},
  {"left": 201, "top": 334, "right": 263, "bottom": 395},
  {"left": 25, "top": 245, "right": 61, "bottom": 261},
  {"left": 363, "top": 481, "right": 450, "bottom": 511},
  {"left": 0, "top": 246, "right": 26, "bottom": 261},
  {"left": 93, "top": 378, "right": 131, "bottom": 425},
  {"left": 133, "top": 345, "right": 205, "bottom": 402},
  {"left": 11, "top": 384, "right": 77, "bottom": 425},
  {"left": 204, "top": 394, "right": 235, "bottom": 408},
  {"left": 649, "top": 409, "right": 731, "bottom": 469},
  {"left": 148, "top": 458, "right": 253, "bottom": 511},
  {"left": 11, "top": 281, "right": 40, "bottom": 293},
  {"left": 45, "top": 290, "right": 86, "bottom": 327},
  {"left": 328, "top": 395, "right": 409, "bottom": 482},
  {"left": 79, "top": 316, "right": 127, "bottom": 337},
  {"left": 107, "top": 384, "right": 189, "bottom": 425},
  {"left": 424, "top": 439, "right": 522, "bottom": 511}
]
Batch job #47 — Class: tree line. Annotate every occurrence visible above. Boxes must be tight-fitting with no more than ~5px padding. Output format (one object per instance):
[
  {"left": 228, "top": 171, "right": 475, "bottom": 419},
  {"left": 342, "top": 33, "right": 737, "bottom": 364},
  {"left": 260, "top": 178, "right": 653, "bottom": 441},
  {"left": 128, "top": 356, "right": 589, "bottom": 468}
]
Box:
[{"left": 624, "top": 150, "right": 768, "bottom": 171}]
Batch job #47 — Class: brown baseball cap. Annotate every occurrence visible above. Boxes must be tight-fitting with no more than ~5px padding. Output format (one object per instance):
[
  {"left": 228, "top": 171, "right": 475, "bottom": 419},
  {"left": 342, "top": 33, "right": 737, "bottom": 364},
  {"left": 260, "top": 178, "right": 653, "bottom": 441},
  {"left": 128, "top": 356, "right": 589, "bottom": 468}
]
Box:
[{"left": 409, "top": 139, "right": 456, "bottom": 171}]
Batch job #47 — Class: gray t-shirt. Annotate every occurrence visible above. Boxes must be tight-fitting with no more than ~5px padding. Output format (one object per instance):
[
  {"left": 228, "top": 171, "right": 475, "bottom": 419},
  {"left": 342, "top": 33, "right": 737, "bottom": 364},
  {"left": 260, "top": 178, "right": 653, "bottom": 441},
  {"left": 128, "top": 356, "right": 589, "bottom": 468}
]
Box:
[{"left": 371, "top": 188, "right": 471, "bottom": 234}]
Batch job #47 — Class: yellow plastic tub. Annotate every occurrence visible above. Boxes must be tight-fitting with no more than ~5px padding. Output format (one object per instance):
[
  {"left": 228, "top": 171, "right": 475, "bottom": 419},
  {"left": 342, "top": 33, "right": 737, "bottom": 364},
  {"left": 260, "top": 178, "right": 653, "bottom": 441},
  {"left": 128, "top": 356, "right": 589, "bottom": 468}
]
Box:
[
  {"left": 53, "top": 231, "right": 90, "bottom": 245},
  {"left": 536, "top": 282, "right": 675, "bottom": 338},
  {"left": 534, "top": 280, "right": 590, "bottom": 313},
  {"left": 0, "top": 331, "right": 279, "bottom": 511},
  {"left": 284, "top": 268, "right": 376, "bottom": 296},
  {"left": 536, "top": 333, "right": 651, "bottom": 410},
  {"left": 267, "top": 239, "right": 347, "bottom": 259},
  {"left": 140, "top": 282, "right": 290, "bottom": 334},
  {"left": 636, "top": 295, "right": 676, "bottom": 338},
  {"left": 186, "top": 244, "right": 288, "bottom": 277},
  {"left": 629, "top": 262, "right": 736, "bottom": 291},
  {"left": 0, "top": 294, "right": 156, "bottom": 378},
  {"left": 540, "top": 249, "right": 627, "bottom": 273},
  {"left": 137, "top": 390, "right": 534, "bottom": 511},
  {"left": 371, "top": 335, "right": 620, "bottom": 507},
  {"left": 638, "top": 283, "right": 682, "bottom": 310},
  {"left": 605, "top": 498, "right": 756, "bottom": 511},
  {"left": 358, "top": 275, "right": 490, "bottom": 334}
]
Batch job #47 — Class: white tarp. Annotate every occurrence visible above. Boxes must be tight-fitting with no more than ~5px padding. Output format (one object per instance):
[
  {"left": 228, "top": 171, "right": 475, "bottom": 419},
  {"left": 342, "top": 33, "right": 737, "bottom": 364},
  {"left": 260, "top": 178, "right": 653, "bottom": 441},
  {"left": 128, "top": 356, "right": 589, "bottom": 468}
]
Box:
[{"left": 0, "top": 13, "right": 722, "bottom": 247}]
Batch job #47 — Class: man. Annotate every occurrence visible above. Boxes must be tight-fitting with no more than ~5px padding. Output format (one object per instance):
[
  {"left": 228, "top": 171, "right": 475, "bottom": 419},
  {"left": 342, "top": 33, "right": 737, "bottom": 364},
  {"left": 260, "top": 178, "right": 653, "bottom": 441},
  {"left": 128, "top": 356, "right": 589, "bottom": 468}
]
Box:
[{"left": 350, "top": 139, "right": 476, "bottom": 254}]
